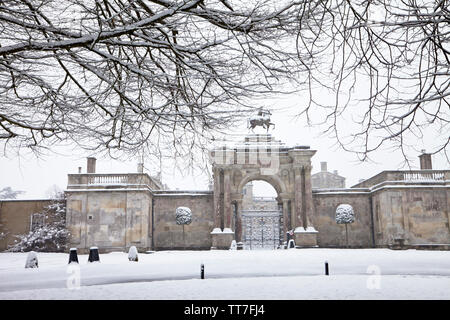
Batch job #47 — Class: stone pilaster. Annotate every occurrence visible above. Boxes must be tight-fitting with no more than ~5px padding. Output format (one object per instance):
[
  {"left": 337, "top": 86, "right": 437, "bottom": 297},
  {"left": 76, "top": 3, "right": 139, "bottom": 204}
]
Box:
[
  {"left": 288, "top": 148, "right": 318, "bottom": 247},
  {"left": 213, "top": 167, "right": 222, "bottom": 229},
  {"left": 224, "top": 170, "right": 232, "bottom": 229},
  {"left": 282, "top": 199, "right": 290, "bottom": 241},
  {"left": 290, "top": 200, "right": 295, "bottom": 231},
  {"left": 304, "top": 164, "right": 314, "bottom": 228},
  {"left": 293, "top": 166, "right": 304, "bottom": 229},
  {"left": 235, "top": 199, "right": 243, "bottom": 242}
]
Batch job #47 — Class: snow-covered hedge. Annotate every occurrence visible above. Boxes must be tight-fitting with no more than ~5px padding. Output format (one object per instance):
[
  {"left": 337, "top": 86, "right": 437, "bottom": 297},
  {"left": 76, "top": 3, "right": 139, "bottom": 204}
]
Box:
[
  {"left": 335, "top": 204, "right": 355, "bottom": 224},
  {"left": 8, "top": 195, "right": 69, "bottom": 252},
  {"left": 176, "top": 207, "right": 192, "bottom": 225}
]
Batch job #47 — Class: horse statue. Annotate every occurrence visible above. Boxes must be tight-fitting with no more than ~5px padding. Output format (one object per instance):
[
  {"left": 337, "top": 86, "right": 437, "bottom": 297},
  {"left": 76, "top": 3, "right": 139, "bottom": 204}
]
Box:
[{"left": 247, "top": 108, "right": 275, "bottom": 132}]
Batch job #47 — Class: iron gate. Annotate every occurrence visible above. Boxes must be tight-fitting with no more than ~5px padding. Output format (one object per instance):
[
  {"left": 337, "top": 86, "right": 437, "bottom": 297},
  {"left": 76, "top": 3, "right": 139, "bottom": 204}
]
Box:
[{"left": 242, "top": 210, "right": 282, "bottom": 250}]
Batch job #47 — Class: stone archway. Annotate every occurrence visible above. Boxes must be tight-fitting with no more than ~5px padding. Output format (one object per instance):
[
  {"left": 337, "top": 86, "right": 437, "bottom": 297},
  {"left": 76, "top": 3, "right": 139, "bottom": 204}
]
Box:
[{"left": 209, "top": 134, "right": 319, "bottom": 249}]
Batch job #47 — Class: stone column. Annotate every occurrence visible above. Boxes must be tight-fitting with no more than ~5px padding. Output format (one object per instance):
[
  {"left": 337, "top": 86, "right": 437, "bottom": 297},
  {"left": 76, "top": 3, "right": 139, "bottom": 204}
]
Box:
[
  {"left": 213, "top": 167, "right": 222, "bottom": 230},
  {"left": 294, "top": 163, "right": 318, "bottom": 247},
  {"left": 87, "top": 157, "right": 96, "bottom": 173},
  {"left": 304, "top": 165, "right": 314, "bottom": 228},
  {"left": 293, "top": 166, "right": 304, "bottom": 229},
  {"left": 235, "top": 199, "right": 243, "bottom": 242},
  {"left": 290, "top": 200, "right": 295, "bottom": 231},
  {"left": 223, "top": 170, "right": 232, "bottom": 229},
  {"left": 282, "top": 199, "right": 290, "bottom": 241},
  {"left": 288, "top": 148, "right": 318, "bottom": 247}
]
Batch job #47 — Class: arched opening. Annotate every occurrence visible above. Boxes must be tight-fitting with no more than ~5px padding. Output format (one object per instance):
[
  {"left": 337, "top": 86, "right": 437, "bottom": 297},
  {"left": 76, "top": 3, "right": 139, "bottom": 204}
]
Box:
[
  {"left": 243, "top": 180, "right": 277, "bottom": 209},
  {"left": 240, "top": 180, "right": 283, "bottom": 250}
]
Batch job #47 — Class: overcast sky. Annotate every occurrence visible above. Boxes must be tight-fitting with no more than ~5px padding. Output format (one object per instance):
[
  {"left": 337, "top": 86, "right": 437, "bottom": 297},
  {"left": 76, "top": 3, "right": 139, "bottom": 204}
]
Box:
[{"left": 1, "top": 89, "right": 448, "bottom": 199}]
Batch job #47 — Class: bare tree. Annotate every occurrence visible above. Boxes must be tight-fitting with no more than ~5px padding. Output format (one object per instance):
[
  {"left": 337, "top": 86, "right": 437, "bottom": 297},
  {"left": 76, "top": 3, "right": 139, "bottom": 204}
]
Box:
[
  {"left": 0, "top": 0, "right": 309, "bottom": 164},
  {"left": 297, "top": 0, "right": 449, "bottom": 163},
  {"left": 44, "top": 184, "right": 64, "bottom": 199},
  {"left": 0, "top": 186, "right": 24, "bottom": 199},
  {"left": 0, "top": 0, "right": 448, "bottom": 164}
]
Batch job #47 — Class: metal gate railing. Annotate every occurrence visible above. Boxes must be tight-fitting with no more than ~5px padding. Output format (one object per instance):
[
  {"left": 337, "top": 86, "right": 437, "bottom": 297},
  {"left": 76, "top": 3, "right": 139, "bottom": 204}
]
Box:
[{"left": 242, "top": 210, "right": 282, "bottom": 250}]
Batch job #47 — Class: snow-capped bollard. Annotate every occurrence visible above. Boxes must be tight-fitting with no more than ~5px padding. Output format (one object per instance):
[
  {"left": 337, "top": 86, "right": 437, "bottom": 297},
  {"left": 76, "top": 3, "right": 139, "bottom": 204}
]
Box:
[
  {"left": 128, "top": 246, "right": 138, "bottom": 262},
  {"left": 68, "top": 248, "right": 79, "bottom": 264},
  {"left": 229, "top": 240, "right": 237, "bottom": 250},
  {"left": 325, "top": 261, "right": 329, "bottom": 276},
  {"left": 88, "top": 247, "right": 100, "bottom": 263},
  {"left": 201, "top": 263, "right": 204, "bottom": 279},
  {"left": 288, "top": 239, "right": 295, "bottom": 249},
  {"left": 25, "top": 251, "right": 38, "bottom": 268}
]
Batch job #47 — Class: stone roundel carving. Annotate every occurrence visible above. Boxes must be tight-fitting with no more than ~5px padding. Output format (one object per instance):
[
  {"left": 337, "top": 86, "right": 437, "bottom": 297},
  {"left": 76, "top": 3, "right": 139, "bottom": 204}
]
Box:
[
  {"left": 335, "top": 204, "right": 355, "bottom": 224},
  {"left": 176, "top": 207, "right": 192, "bottom": 225}
]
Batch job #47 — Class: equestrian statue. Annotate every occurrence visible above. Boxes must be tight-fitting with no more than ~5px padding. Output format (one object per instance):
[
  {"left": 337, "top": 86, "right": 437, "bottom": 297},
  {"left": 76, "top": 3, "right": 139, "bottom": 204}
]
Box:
[{"left": 247, "top": 108, "right": 275, "bottom": 132}]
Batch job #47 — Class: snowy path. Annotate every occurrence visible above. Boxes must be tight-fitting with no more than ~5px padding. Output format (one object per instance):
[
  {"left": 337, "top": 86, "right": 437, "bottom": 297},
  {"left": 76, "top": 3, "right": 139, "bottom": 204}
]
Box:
[{"left": 0, "top": 249, "right": 449, "bottom": 299}]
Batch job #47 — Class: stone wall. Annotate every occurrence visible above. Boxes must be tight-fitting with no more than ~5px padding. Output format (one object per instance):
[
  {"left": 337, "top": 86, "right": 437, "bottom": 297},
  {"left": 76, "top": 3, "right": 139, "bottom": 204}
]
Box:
[
  {"left": 2, "top": 180, "right": 448, "bottom": 252},
  {"left": 66, "top": 190, "right": 152, "bottom": 253},
  {"left": 312, "top": 191, "right": 373, "bottom": 247},
  {"left": 372, "top": 186, "right": 450, "bottom": 246},
  {"left": 0, "top": 199, "right": 53, "bottom": 251},
  {"left": 152, "top": 192, "right": 214, "bottom": 250}
]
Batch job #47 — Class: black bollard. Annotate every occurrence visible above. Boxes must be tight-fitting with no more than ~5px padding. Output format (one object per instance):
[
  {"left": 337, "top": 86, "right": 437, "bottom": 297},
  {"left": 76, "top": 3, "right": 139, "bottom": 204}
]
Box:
[
  {"left": 201, "top": 263, "right": 204, "bottom": 279},
  {"left": 68, "top": 248, "right": 79, "bottom": 264},
  {"left": 88, "top": 246, "right": 100, "bottom": 263},
  {"left": 325, "top": 261, "right": 329, "bottom": 276}
]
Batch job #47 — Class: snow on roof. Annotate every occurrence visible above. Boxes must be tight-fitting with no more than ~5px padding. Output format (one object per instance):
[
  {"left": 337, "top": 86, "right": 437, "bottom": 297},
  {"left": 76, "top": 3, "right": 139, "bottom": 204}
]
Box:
[{"left": 0, "top": 198, "right": 56, "bottom": 202}]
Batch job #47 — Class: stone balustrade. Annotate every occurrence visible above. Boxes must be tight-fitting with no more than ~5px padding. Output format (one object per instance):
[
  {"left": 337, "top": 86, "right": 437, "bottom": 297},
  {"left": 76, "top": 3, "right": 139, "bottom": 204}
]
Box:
[
  {"left": 352, "top": 170, "right": 449, "bottom": 188},
  {"left": 67, "top": 173, "right": 162, "bottom": 190}
]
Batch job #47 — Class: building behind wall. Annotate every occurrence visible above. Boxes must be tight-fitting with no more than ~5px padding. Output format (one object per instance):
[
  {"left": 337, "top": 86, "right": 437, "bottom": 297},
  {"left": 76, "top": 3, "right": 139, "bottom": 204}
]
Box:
[
  {"left": 242, "top": 182, "right": 278, "bottom": 211},
  {"left": 312, "top": 162, "right": 346, "bottom": 189}
]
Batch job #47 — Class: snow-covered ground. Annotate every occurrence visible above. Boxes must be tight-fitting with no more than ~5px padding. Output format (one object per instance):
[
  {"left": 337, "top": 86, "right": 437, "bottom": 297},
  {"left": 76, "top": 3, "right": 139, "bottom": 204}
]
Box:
[{"left": 0, "top": 249, "right": 449, "bottom": 299}]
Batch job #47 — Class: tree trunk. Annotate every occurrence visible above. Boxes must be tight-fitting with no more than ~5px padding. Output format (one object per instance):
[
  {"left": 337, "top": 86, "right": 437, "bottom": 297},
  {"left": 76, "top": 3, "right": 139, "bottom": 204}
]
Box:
[{"left": 345, "top": 223, "right": 349, "bottom": 248}]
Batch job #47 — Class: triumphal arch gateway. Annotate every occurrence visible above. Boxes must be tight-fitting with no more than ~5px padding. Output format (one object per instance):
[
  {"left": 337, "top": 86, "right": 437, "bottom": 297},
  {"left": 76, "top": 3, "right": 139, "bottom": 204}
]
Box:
[{"left": 209, "top": 134, "right": 320, "bottom": 249}]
